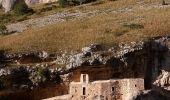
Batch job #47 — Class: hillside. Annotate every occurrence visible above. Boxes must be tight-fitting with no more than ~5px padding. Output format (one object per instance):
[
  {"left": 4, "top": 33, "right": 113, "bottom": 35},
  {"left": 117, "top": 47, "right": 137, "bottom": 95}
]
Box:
[
  {"left": 1, "top": 0, "right": 170, "bottom": 100},
  {"left": 0, "top": 0, "right": 170, "bottom": 53}
]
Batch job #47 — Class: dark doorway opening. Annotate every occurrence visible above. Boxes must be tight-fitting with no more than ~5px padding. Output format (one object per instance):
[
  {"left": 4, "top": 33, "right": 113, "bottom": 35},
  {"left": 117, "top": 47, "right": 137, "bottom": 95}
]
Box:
[
  {"left": 112, "top": 87, "right": 115, "bottom": 92},
  {"left": 83, "top": 87, "right": 86, "bottom": 95}
]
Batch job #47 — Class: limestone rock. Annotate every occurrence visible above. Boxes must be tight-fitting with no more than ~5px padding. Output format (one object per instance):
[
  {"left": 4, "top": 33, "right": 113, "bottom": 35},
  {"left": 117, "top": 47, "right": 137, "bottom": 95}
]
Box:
[
  {"left": 127, "top": 90, "right": 141, "bottom": 100},
  {"left": 82, "top": 44, "right": 103, "bottom": 55},
  {"left": 39, "top": 0, "right": 58, "bottom": 3},
  {"left": 0, "top": 0, "right": 38, "bottom": 12},
  {"left": 25, "top": 0, "right": 39, "bottom": 6},
  {"left": 153, "top": 70, "right": 170, "bottom": 87},
  {"left": 0, "top": 68, "right": 10, "bottom": 76},
  {"left": 0, "top": 0, "right": 16, "bottom": 12},
  {"left": 38, "top": 51, "right": 49, "bottom": 60}
]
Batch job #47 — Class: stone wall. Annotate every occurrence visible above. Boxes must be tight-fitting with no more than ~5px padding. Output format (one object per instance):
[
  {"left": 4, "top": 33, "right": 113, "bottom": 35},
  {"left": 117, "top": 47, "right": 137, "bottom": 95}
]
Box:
[
  {"left": 68, "top": 79, "right": 144, "bottom": 100},
  {"left": 120, "top": 79, "right": 144, "bottom": 100}
]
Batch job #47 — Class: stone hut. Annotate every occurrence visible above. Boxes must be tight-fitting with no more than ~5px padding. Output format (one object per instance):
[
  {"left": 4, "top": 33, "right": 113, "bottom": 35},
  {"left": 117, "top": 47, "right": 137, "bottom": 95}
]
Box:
[
  {"left": 69, "top": 75, "right": 144, "bottom": 100},
  {"left": 44, "top": 70, "right": 144, "bottom": 100},
  {"left": 43, "top": 57, "right": 147, "bottom": 100}
]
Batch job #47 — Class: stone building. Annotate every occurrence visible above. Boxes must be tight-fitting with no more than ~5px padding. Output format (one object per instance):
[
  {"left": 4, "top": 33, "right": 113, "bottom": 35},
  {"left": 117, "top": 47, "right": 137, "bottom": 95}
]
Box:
[
  {"left": 69, "top": 75, "right": 144, "bottom": 100},
  {"left": 43, "top": 64, "right": 145, "bottom": 100},
  {"left": 44, "top": 73, "right": 144, "bottom": 100}
]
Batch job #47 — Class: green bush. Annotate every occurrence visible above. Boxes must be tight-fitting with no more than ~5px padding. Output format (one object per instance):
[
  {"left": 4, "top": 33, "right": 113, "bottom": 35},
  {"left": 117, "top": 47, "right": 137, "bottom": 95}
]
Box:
[
  {"left": 0, "top": 23, "right": 8, "bottom": 35},
  {"left": 13, "top": 0, "right": 34, "bottom": 15},
  {"left": 59, "top": 0, "right": 68, "bottom": 7}
]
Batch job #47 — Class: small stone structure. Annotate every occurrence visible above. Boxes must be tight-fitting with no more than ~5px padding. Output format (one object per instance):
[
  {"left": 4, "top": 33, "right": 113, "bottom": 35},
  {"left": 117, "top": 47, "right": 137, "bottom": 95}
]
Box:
[{"left": 44, "top": 74, "right": 144, "bottom": 100}]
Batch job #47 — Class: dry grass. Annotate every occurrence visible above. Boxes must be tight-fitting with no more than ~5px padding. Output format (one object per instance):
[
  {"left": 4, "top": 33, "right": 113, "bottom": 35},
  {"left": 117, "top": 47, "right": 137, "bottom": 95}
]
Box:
[
  {"left": 0, "top": 2, "right": 64, "bottom": 24},
  {"left": 0, "top": 0, "right": 170, "bottom": 53}
]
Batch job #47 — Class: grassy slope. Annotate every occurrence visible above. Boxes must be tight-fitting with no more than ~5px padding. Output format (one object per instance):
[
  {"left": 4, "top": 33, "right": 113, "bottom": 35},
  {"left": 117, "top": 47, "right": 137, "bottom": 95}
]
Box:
[{"left": 0, "top": 0, "right": 170, "bottom": 53}]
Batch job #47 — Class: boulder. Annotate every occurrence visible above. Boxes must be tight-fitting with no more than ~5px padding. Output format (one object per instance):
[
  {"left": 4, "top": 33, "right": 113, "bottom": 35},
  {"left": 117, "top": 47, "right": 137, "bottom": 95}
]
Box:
[
  {"left": 153, "top": 70, "right": 170, "bottom": 87},
  {"left": 25, "top": 0, "right": 39, "bottom": 6},
  {"left": 0, "top": 0, "right": 35, "bottom": 13},
  {"left": 0, "top": 0, "right": 16, "bottom": 12},
  {"left": 82, "top": 44, "right": 103, "bottom": 56}
]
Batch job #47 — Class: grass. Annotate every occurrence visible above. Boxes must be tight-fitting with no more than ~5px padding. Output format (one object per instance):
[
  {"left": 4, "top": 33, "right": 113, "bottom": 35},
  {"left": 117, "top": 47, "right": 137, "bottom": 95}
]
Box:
[
  {"left": 0, "top": 0, "right": 170, "bottom": 53},
  {"left": 0, "top": 2, "right": 65, "bottom": 24}
]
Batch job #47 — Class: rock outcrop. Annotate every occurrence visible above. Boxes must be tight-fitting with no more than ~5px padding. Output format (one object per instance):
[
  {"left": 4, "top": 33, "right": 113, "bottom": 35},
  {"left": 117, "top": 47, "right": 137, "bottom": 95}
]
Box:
[
  {"left": 1, "top": 37, "right": 170, "bottom": 99},
  {"left": 0, "top": 0, "right": 34, "bottom": 12},
  {"left": 135, "top": 90, "right": 170, "bottom": 100},
  {"left": 25, "top": 0, "right": 39, "bottom": 5},
  {"left": 39, "top": 0, "right": 58, "bottom": 3},
  {"left": 154, "top": 70, "right": 170, "bottom": 89},
  {"left": 0, "top": 0, "right": 59, "bottom": 12},
  {"left": 0, "top": 0, "right": 16, "bottom": 12}
]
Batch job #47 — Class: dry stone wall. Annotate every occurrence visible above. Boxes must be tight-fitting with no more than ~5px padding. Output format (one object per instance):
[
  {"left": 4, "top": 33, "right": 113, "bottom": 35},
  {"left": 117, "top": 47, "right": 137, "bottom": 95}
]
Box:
[{"left": 68, "top": 79, "right": 144, "bottom": 100}]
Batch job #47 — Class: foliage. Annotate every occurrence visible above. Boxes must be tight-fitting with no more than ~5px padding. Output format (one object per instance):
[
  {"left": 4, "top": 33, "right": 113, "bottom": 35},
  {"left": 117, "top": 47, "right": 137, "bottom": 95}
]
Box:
[
  {"left": 39, "top": 5, "right": 58, "bottom": 13},
  {"left": 13, "top": 0, "right": 34, "bottom": 15},
  {"left": 0, "top": 23, "right": 7, "bottom": 35},
  {"left": 161, "top": 0, "right": 167, "bottom": 5},
  {"left": 0, "top": 14, "right": 12, "bottom": 24},
  {"left": 29, "top": 67, "right": 49, "bottom": 85},
  {"left": 59, "top": 0, "right": 68, "bottom": 7},
  {"left": 40, "top": 6, "right": 53, "bottom": 12}
]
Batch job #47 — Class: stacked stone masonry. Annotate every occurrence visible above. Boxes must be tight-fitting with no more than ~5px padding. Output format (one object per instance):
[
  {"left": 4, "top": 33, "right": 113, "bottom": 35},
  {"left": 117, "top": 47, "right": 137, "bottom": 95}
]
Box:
[{"left": 44, "top": 74, "right": 144, "bottom": 100}]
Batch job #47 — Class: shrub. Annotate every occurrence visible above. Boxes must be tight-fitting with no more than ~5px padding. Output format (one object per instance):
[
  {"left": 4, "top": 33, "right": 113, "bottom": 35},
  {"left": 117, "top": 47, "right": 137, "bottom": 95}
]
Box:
[
  {"left": 161, "top": 0, "right": 167, "bottom": 5},
  {"left": 0, "top": 23, "right": 8, "bottom": 35},
  {"left": 123, "top": 23, "right": 144, "bottom": 29},
  {"left": 13, "top": 0, "right": 34, "bottom": 15},
  {"left": 40, "top": 6, "right": 53, "bottom": 12},
  {"left": 59, "top": 0, "right": 68, "bottom": 7},
  {"left": 29, "top": 67, "right": 48, "bottom": 85},
  {"left": 0, "top": 14, "right": 12, "bottom": 24},
  {"left": 114, "top": 30, "right": 128, "bottom": 37}
]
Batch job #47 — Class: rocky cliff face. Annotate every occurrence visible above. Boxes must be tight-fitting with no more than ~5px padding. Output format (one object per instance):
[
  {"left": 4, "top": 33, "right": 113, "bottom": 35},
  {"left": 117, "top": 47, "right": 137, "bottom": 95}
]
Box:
[{"left": 1, "top": 37, "right": 170, "bottom": 99}]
